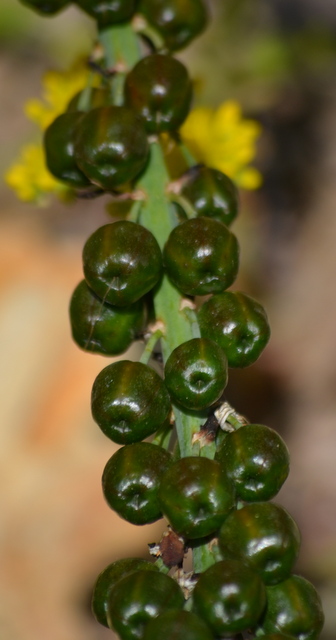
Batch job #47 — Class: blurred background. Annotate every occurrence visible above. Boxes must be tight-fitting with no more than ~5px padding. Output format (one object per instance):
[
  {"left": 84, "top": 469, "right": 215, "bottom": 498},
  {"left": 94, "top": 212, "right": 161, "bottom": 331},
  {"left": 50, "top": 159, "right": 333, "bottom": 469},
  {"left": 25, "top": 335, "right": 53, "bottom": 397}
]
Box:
[{"left": 1, "top": 0, "right": 336, "bottom": 638}]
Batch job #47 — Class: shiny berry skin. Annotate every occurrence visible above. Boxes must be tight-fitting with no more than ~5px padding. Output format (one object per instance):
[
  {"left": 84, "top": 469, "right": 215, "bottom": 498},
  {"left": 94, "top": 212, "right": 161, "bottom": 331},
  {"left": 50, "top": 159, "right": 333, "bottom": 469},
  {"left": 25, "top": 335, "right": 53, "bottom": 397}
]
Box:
[
  {"left": 215, "top": 424, "right": 290, "bottom": 502},
  {"left": 75, "top": 0, "right": 137, "bottom": 28},
  {"left": 219, "top": 502, "right": 301, "bottom": 586},
  {"left": 124, "top": 54, "right": 192, "bottom": 134},
  {"left": 91, "top": 360, "right": 171, "bottom": 444},
  {"left": 44, "top": 112, "right": 90, "bottom": 188},
  {"left": 138, "top": 0, "right": 208, "bottom": 51},
  {"left": 102, "top": 442, "right": 171, "bottom": 525},
  {"left": 158, "top": 456, "right": 235, "bottom": 539},
  {"left": 260, "top": 575, "right": 324, "bottom": 640},
  {"left": 74, "top": 106, "right": 149, "bottom": 190},
  {"left": 192, "top": 559, "right": 266, "bottom": 636},
  {"left": 69, "top": 280, "right": 145, "bottom": 356},
  {"left": 261, "top": 635, "right": 297, "bottom": 640},
  {"left": 92, "top": 558, "right": 158, "bottom": 628},
  {"left": 163, "top": 217, "right": 239, "bottom": 296},
  {"left": 181, "top": 166, "right": 239, "bottom": 226},
  {"left": 143, "top": 610, "right": 214, "bottom": 640},
  {"left": 82, "top": 221, "right": 162, "bottom": 307},
  {"left": 19, "top": 0, "right": 68, "bottom": 14},
  {"left": 164, "top": 337, "right": 228, "bottom": 410},
  {"left": 198, "top": 290, "right": 270, "bottom": 367},
  {"left": 107, "top": 569, "right": 185, "bottom": 640}
]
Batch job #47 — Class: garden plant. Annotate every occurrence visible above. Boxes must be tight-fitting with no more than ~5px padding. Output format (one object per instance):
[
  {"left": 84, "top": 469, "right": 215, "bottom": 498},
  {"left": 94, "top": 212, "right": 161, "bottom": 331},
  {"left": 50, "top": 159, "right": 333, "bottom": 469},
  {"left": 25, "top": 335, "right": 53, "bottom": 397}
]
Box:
[{"left": 10, "top": 1, "right": 325, "bottom": 639}]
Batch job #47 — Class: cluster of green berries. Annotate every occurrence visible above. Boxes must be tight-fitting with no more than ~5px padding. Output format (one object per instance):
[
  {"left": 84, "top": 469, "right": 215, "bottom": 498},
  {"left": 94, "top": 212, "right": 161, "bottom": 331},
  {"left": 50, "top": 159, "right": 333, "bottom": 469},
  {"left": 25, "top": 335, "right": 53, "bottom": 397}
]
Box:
[{"left": 19, "top": 0, "right": 324, "bottom": 639}]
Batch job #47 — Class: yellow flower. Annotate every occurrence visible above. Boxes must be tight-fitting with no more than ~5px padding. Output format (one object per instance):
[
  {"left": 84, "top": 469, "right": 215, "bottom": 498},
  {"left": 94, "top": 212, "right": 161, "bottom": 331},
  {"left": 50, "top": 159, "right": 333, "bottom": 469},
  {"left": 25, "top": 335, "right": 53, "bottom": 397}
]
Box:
[
  {"left": 24, "top": 62, "right": 92, "bottom": 130},
  {"left": 5, "top": 144, "right": 71, "bottom": 205},
  {"left": 180, "top": 101, "right": 262, "bottom": 189}
]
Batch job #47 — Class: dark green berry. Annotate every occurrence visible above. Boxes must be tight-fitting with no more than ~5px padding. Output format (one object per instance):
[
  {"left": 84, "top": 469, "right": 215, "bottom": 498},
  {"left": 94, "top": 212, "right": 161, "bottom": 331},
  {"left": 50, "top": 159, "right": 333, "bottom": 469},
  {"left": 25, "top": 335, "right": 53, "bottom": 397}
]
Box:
[
  {"left": 163, "top": 217, "right": 239, "bottom": 296},
  {"left": 180, "top": 165, "right": 239, "bottom": 226},
  {"left": 143, "top": 610, "right": 214, "bottom": 640},
  {"left": 260, "top": 575, "right": 324, "bottom": 640},
  {"left": 124, "top": 54, "right": 192, "bottom": 134},
  {"left": 198, "top": 290, "right": 270, "bottom": 367},
  {"left": 215, "top": 424, "right": 290, "bottom": 502},
  {"left": 75, "top": 0, "right": 137, "bottom": 28},
  {"left": 102, "top": 442, "right": 171, "bottom": 525},
  {"left": 69, "top": 280, "right": 145, "bottom": 355},
  {"left": 158, "top": 456, "right": 235, "bottom": 539},
  {"left": 91, "top": 360, "right": 171, "bottom": 444},
  {"left": 193, "top": 559, "right": 266, "bottom": 636},
  {"left": 164, "top": 337, "right": 228, "bottom": 410},
  {"left": 92, "top": 558, "right": 158, "bottom": 628},
  {"left": 44, "top": 112, "right": 90, "bottom": 188},
  {"left": 107, "top": 569, "right": 185, "bottom": 640},
  {"left": 138, "top": 0, "right": 208, "bottom": 51},
  {"left": 219, "top": 502, "right": 301, "bottom": 585},
  {"left": 74, "top": 106, "right": 149, "bottom": 190},
  {"left": 82, "top": 221, "right": 162, "bottom": 306},
  {"left": 18, "top": 0, "right": 68, "bottom": 14}
]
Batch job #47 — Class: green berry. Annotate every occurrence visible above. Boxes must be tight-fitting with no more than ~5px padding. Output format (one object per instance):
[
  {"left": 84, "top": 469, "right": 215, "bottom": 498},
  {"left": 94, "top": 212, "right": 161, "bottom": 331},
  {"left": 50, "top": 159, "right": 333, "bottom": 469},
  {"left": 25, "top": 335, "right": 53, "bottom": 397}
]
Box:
[
  {"left": 260, "top": 575, "right": 324, "bottom": 640},
  {"left": 102, "top": 442, "right": 172, "bottom": 525},
  {"left": 138, "top": 0, "right": 208, "bottom": 51},
  {"left": 92, "top": 558, "right": 158, "bottom": 628},
  {"left": 193, "top": 559, "right": 266, "bottom": 635},
  {"left": 163, "top": 217, "right": 239, "bottom": 296},
  {"left": 75, "top": 0, "right": 137, "bottom": 28},
  {"left": 44, "top": 112, "right": 90, "bottom": 188},
  {"left": 198, "top": 290, "right": 270, "bottom": 367},
  {"left": 158, "top": 456, "right": 235, "bottom": 539},
  {"left": 74, "top": 106, "right": 149, "bottom": 190},
  {"left": 82, "top": 221, "right": 162, "bottom": 306},
  {"left": 218, "top": 502, "right": 301, "bottom": 585},
  {"left": 180, "top": 165, "right": 239, "bottom": 226},
  {"left": 91, "top": 360, "right": 171, "bottom": 444},
  {"left": 18, "top": 0, "right": 68, "bottom": 14},
  {"left": 107, "top": 570, "right": 185, "bottom": 640},
  {"left": 69, "top": 280, "right": 145, "bottom": 355},
  {"left": 143, "top": 610, "right": 214, "bottom": 640},
  {"left": 124, "top": 54, "right": 192, "bottom": 134},
  {"left": 164, "top": 337, "right": 228, "bottom": 410},
  {"left": 215, "top": 424, "right": 290, "bottom": 502}
]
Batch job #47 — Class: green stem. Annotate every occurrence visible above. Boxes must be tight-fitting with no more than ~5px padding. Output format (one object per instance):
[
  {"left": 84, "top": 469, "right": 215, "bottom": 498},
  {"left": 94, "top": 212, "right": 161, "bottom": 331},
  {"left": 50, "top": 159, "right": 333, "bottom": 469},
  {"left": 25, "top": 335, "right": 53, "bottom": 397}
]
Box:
[
  {"left": 139, "top": 140, "right": 204, "bottom": 457},
  {"left": 139, "top": 329, "right": 163, "bottom": 365},
  {"left": 99, "top": 23, "right": 141, "bottom": 105}
]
